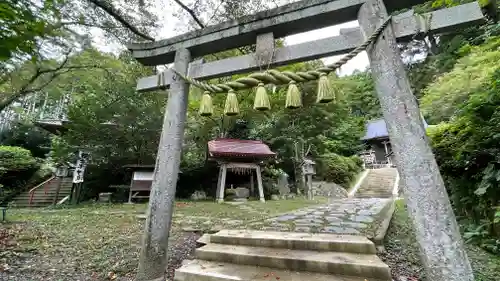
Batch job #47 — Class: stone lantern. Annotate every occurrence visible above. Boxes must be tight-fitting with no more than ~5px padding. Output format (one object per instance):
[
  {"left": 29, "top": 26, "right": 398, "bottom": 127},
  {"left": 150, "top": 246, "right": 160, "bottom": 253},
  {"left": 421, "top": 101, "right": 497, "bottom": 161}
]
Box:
[
  {"left": 302, "top": 158, "right": 316, "bottom": 176},
  {"left": 55, "top": 164, "right": 69, "bottom": 178},
  {"left": 302, "top": 158, "right": 316, "bottom": 200}
]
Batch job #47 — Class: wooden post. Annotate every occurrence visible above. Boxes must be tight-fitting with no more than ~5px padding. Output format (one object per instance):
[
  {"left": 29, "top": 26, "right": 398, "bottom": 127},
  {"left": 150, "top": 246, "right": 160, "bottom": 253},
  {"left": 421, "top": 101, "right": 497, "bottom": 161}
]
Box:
[
  {"left": 68, "top": 183, "right": 75, "bottom": 204},
  {"left": 255, "top": 166, "right": 265, "bottom": 202},
  {"left": 250, "top": 171, "right": 255, "bottom": 197},
  {"left": 128, "top": 189, "right": 133, "bottom": 204},
  {"left": 136, "top": 48, "right": 191, "bottom": 281},
  {"left": 215, "top": 165, "right": 223, "bottom": 200},
  {"left": 217, "top": 164, "right": 227, "bottom": 203},
  {"left": 306, "top": 174, "right": 313, "bottom": 200},
  {"left": 52, "top": 177, "right": 63, "bottom": 205},
  {"left": 358, "top": 1, "right": 473, "bottom": 280}
]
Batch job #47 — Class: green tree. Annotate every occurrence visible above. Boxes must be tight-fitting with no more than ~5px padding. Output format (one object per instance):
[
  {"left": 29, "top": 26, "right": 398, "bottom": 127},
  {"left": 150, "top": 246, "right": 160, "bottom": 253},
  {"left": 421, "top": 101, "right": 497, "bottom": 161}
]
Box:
[
  {"left": 428, "top": 66, "right": 500, "bottom": 253},
  {"left": 0, "top": 122, "right": 51, "bottom": 158},
  {"left": 421, "top": 37, "right": 500, "bottom": 124}
]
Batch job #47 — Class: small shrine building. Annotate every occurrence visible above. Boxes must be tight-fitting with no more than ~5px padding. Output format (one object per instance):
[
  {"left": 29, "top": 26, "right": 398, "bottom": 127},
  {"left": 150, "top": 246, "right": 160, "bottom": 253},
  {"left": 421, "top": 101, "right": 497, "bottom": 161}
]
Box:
[{"left": 207, "top": 139, "right": 276, "bottom": 203}]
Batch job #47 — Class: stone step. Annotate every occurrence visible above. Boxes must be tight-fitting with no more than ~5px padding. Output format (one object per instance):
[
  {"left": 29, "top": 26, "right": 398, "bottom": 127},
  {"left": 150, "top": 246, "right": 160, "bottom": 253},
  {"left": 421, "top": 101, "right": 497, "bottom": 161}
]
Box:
[
  {"left": 355, "top": 195, "right": 393, "bottom": 199},
  {"left": 210, "top": 230, "right": 376, "bottom": 254},
  {"left": 195, "top": 243, "right": 391, "bottom": 279},
  {"left": 174, "top": 259, "right": 388, "bottom": 281},
  {"left": 356, "top": 189, "right": 393, "bottom": 192}
]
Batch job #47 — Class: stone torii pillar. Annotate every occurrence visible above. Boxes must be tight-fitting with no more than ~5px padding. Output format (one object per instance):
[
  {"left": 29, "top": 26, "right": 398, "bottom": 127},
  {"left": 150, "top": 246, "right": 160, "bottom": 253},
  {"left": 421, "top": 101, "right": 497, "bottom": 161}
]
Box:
[
  {"left": 359, "top": 1, "right": 473, "bottom": 280},
  {"left": 135, "top": 48, "right": 191, "bottom": 281}
]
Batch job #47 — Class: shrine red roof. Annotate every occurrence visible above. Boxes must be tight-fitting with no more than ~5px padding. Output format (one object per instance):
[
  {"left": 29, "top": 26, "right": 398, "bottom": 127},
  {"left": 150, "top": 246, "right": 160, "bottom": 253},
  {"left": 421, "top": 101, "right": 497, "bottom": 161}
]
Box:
[{"left": 208, "top": 139, "right": 276, "bottom": 158}]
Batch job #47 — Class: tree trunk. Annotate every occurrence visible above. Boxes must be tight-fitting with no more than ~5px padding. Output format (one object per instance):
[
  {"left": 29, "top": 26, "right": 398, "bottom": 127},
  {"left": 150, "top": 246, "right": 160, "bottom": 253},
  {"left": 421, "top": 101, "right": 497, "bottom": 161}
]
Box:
[{"left": 293, "top": 141, "right": 306, "bottom": 195}]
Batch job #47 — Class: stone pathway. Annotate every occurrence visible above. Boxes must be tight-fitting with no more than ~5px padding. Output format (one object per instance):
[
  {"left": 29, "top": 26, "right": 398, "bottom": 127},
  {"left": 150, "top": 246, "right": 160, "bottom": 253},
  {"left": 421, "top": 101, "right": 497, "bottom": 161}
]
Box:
[{"left": 245, "top": 198, "right": 391, "bottom": 235}]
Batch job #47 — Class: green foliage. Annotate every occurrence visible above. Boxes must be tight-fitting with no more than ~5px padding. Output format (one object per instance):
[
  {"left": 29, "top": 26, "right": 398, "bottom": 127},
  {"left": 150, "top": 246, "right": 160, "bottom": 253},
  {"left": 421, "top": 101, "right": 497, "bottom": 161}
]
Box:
[
  {"left": 428, "top": 68, "right": 500, "bottom": 252},
  {"left": 0, "top": 122, "right": 51, "bottom": 158},
  {"left": 0, "top": 0, "right": 59, "bottom": 61},
  {"left": 0, "top": 145, "right": 38, "bottom": 175},
  {"left": 0, "top": 145, "right": 40, "bottom": 202},
  {"left": 422, "top": 37, "right": 500, "bottom": 123},
  {"left": 316, "top": 153, "right": 363, "bottom": 187},
  {"left": 337, "top": 72, "right": 381, "bottom": 119}
]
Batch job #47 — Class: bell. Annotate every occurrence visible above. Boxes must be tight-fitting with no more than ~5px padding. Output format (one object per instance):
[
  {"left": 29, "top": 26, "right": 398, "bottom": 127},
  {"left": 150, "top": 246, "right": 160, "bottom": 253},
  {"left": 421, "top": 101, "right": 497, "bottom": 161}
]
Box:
[
  {"left": 224, "top": 89, "right": 239, "bottom": 116},
  {"left": 253, "top": 83, "right": 271, "bottom": 111},
  {"left": 316, "top": 73, "right": 336, "bottom": 103},
  {"left": 285, "top": 81, "right": 302, "bottom": 109},
  {"left": 199, "top": 91, "right": 214, "bottom": 116}
]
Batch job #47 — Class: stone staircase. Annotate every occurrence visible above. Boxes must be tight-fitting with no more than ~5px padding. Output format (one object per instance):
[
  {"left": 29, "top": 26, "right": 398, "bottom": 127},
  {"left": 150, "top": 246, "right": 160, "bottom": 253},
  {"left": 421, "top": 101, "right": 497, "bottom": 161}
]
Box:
[
  {"left": 175, "top": 230, "right": 391, "bottom": 281},
  {"left": 11, "top": 177, "right": 73, "bottom": 208},
  {"left": 354, "top": 168, "right": 398, "bottom": 198}
]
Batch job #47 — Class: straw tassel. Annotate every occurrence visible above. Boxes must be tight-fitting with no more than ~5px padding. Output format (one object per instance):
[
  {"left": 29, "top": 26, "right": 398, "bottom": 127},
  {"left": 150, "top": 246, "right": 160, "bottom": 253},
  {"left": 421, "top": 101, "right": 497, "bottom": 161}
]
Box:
[
  {"left": 199, "top": 91, "right": 214, "bottom": 116},
  {"left": 285, "top": 81, "right": 302, "bottom": 109},
  {"left": 316, "top": 73, "right": 335, "bottom": 104},
  {"left": 253, "top": 83, "right": 271, "bottom": 111},
  {"left": 224, "top": 89, "right": 239, "bottom": 116}
]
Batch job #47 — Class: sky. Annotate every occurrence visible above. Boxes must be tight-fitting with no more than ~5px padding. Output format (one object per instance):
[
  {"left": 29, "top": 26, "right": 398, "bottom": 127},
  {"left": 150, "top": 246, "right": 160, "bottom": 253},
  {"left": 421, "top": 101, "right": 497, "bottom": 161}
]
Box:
[
  {"left": 95, "top": 0, "right": 370, "bottom": 75},
  {"left": 284, "top": 21, "right": 370, "bottom": 76}
]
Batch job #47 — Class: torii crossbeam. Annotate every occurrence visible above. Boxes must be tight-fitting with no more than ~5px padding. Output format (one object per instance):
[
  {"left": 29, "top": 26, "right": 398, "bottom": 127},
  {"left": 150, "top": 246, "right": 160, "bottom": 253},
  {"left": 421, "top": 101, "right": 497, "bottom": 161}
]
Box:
[{"left": 128, "top": 1, "right": 485, "bottom": 281}]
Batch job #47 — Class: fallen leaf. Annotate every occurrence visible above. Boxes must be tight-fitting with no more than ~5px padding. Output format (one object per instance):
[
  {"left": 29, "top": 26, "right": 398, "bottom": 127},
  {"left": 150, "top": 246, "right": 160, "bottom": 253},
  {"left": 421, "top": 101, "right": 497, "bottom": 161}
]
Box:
[
  {"left": 0, "top": 263, "right": 11, "bottom": 272},
  {"left": 107, "top": 271, "right": 117, "bottom": 280}
]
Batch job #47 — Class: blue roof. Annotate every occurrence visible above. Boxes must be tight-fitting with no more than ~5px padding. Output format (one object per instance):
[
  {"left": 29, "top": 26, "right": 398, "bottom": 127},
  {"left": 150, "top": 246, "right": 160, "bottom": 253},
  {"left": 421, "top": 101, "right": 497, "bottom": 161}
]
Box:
[{"left": 362, "top": 117, "right": 428, "bottom": 140}]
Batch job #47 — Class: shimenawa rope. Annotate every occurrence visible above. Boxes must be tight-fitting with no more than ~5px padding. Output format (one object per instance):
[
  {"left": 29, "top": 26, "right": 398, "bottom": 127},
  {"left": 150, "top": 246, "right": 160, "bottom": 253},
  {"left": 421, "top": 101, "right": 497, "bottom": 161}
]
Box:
[{"left": 168, "top": 16, "right": 393, "bottom": 94}]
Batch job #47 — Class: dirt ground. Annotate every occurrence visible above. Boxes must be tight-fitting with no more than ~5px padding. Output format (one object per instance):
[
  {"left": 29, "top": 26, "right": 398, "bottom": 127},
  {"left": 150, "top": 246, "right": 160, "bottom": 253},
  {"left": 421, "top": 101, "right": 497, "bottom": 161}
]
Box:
[
  {"left": 0, "top": 198, "right": 326, "bottom": 280},
  {"left": 380, "top": 199, "right": 500, "bottom": 281}
]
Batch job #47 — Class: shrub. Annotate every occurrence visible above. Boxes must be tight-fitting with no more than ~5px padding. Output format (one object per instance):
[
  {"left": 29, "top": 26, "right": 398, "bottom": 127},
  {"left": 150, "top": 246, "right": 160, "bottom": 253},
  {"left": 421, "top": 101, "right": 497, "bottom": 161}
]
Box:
[
  {"left": 0, "top": 146, "right": 41, "bottom": 203},
  {"left": 316, "top": 153, "right": 363, "bottom": 187},
  {"left": 428, "top": 69, "right": 500, "bottom": 252},
  {"left": 0, "top": 145, "right": 38, "bottom": 175}
]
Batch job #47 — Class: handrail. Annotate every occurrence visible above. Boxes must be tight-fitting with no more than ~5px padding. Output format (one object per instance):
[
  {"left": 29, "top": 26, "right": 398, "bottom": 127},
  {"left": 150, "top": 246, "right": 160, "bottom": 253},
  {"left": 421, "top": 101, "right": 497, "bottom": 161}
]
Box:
[{"left": 29, "top": 175, "right": 56, "bottom": 206}]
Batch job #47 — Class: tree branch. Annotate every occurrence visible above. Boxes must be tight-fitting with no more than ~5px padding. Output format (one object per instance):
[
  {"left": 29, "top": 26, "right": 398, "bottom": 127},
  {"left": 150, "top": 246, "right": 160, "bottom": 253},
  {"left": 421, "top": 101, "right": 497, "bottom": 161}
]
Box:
[
  {"left": 86, "top": 0, "right": 155, "bottom": 41},
  {"left": 0, "top": 55, "right": 100, "bottom": 113},
  {"left": 173, "top": 0, "right": 205, "bottom": 28}
]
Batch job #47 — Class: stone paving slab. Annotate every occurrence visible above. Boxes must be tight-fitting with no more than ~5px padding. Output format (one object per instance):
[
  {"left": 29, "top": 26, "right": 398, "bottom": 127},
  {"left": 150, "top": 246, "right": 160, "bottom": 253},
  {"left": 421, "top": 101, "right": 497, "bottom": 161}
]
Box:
[{"left": 243, "top": 198, "right": 391, "bottom": 236}]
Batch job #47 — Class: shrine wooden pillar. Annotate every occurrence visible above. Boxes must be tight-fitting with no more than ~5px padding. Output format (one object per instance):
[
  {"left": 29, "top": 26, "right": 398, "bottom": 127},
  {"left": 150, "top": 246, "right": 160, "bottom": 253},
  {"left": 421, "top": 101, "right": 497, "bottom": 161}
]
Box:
[
  {"left": 216, "top": 162, "right": 265, "bottom": 203},
  {"left": 216, "top": 163, "right": 228, "bottom": 203}
]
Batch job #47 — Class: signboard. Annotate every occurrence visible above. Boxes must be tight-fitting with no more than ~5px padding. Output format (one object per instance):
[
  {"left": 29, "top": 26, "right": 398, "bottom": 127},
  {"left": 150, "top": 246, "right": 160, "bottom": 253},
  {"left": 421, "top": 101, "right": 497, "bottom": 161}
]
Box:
[
  {"left": 72, "top": 151, "right": 90, "bottom": 183},
  {"left": 133, "top": 171, "right": 154, "bottom": 181}
]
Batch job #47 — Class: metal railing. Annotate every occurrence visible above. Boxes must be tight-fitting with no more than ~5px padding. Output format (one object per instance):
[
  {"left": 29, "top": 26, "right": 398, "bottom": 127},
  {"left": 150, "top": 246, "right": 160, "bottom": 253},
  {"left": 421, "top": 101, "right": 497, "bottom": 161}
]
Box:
[{"left": 28, "top": 176, "right": 56, "bottom": 206}]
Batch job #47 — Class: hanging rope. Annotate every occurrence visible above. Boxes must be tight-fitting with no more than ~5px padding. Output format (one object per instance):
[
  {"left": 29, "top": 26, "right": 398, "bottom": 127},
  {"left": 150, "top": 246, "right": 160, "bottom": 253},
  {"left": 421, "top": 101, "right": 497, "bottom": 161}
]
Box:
[{"left": 169, "top": 16, "right": 393, "bottom": 94}]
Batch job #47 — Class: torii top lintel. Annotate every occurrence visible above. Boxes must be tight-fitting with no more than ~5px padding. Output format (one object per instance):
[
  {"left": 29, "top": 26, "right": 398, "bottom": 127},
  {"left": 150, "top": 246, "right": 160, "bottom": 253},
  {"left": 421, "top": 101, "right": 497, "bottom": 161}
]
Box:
[{"left": 127, "top": 0, "right": 428, "bottom": 65}]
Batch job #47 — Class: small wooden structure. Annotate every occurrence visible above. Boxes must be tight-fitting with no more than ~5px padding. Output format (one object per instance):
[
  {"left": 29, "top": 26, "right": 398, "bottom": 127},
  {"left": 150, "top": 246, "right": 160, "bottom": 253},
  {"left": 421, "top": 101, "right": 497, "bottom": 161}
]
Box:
[
  {"left": 361, "top": 119, "right": 394, "bottom": 166},
  {"left": 124, "top": 165, "right": 154, "bottom": 203},
  {"left": 124, "top": 164, "right": 182, "bottom": 203},
  {"left": 208, "top": 139, "right": 276, "bottom": 203},
  {"left": 361, "top": 117, "right": 429, "bottom": 168}
]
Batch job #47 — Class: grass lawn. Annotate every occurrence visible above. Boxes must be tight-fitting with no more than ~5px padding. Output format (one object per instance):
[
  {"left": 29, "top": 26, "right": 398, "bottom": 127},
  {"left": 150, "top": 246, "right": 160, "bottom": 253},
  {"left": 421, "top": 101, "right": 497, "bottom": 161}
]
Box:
[
  {"left": 0, "top": 197, "right": 326, "bottom": 280},
  {"left": 382, "top": 199, "right": 500, "bottom": 281}
]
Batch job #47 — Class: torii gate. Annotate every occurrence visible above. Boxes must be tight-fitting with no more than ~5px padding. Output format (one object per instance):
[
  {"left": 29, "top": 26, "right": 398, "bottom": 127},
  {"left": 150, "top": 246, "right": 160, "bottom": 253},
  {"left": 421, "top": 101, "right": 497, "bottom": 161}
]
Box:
[{"left": 128, "top": 1, "right": 485, "bottom": 280}]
